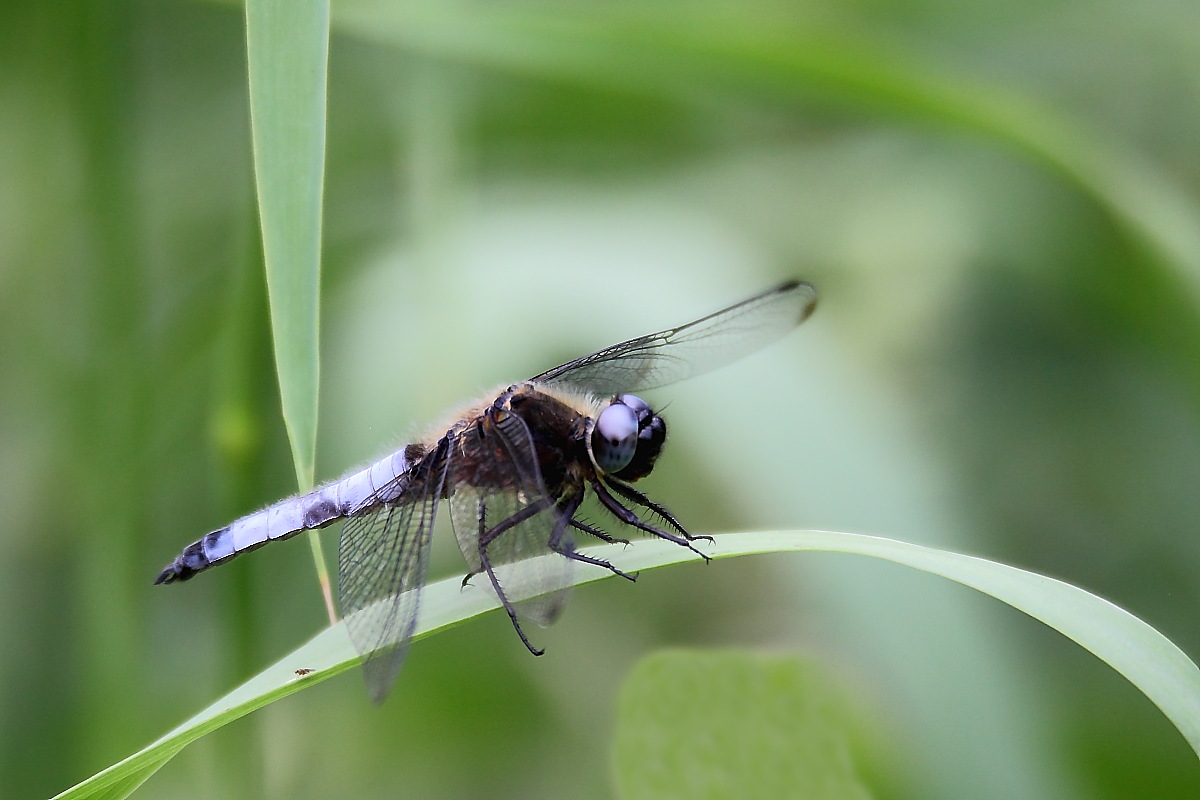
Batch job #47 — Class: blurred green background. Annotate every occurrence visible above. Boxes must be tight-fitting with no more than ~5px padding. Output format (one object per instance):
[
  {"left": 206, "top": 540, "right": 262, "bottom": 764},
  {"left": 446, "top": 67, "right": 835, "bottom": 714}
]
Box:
[{"left": 4, "top": 0, "right": 1200, "bottom": 797}]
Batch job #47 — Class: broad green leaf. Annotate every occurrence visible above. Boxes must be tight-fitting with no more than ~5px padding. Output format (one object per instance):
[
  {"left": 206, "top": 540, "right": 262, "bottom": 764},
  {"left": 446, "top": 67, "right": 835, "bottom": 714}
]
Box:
[
  {"left": 614, "top": 651, "right": 872, "bottom": 800},
  {"left": 53, "top": 530, "right": 1200, "bottom": 799}
]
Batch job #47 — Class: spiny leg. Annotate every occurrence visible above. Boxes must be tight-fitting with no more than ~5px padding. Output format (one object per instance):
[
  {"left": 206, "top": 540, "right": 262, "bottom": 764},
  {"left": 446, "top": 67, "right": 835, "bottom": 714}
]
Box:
[
  {"left": 478, "top": 542, "right": 543, "bottom": 656},
  {"left": 557, "top": 546, "right": 637, "bottom": 581},
  {"left": 477, "top": 497, "right": 554, "bottom": 548},
  {"left": 460, "top": 497, "right": 553, "bottom": 588},
  {"left": 549, "top": 490, "right": 636, "bottom": 581},
  {"left": 590, "top": 478, "right": 711, "bottom": 562},
  {"left": 570, "top": 518, "right": 630, "bottom": 547},
  {"left": 605, "top": 479, "right": 710, "bottom": 545},
  {"left": 472, "top": 497, "right": 557, "bottom": 656}
]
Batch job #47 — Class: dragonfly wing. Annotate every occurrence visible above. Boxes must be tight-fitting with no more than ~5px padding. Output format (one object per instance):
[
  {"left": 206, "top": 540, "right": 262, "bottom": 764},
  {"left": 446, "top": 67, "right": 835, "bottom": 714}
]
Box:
[
  {"left": 338, "top": 437, "right": 451, "bottom": 704},
  {"left": 451, "top": 486, "right": 573, "bottom": 627},
  {"left": 531, "top": 280, "right": 817, "bottom": 395},
  {"left": 449, "top": 407, "right": 574, "bottom": 628}
]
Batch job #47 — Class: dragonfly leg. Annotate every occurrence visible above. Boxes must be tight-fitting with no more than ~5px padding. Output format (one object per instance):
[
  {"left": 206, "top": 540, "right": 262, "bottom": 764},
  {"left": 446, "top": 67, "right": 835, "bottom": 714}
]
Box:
[
  {"left": 556, "top": 546, "right": 637, "bottom": 581},
  {"left": 550, "top": 490, "right": 637, "bottom": 581},
  {"left": 590, "top": 478, "right": 712, "bottom": 562},
  {"left": 570, "top": 518, "right": 631, "bottom": 547},
  {"left": 472, "top": 497, "right": 557, "bottom": 656},
  {"left": 477, "top": 542, "right": 543, "bottom": 657},
  {"left": 605, "top": 479, "right": 713, "bottom": 545},
  {"left": 476, "top": 497, "right": 554, "bottom": 547}
]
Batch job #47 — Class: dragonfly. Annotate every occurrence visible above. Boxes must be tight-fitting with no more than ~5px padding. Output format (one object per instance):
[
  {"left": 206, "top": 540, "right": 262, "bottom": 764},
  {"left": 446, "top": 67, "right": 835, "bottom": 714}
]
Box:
[{"left": 156, "top": 280, "right": 818, "bottom": 702}]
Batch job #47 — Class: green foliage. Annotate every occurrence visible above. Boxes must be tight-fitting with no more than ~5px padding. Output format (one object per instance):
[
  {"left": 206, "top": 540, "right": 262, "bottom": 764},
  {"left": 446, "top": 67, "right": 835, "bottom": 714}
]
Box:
[
  {"left": 5, "top": 0, "right": 1200, "bottom": 798},
  {"left": 613, "top": 650, "right": 872, "bottom": 800}
]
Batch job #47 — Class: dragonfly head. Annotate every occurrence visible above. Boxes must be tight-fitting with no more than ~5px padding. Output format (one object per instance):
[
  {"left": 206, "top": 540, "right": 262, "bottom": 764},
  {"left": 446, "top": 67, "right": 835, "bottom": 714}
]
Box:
[{"left": 590, "top": 393, "right": 666, "bottom": 481}]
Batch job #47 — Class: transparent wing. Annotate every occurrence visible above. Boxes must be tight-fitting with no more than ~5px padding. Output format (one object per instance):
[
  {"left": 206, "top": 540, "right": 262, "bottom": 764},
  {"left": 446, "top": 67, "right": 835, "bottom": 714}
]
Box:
[
  {"left": 449, "top": 408, "right": 573, "bottom": 629},
  {"left": 451, "top": 486, "right": 573, "bottom": 627},
  {"left": 530, "top": 280, "right": 817, "bottom": 396},
  {"left": 338, "top": 438, "right": 451, "bottom": 704}
]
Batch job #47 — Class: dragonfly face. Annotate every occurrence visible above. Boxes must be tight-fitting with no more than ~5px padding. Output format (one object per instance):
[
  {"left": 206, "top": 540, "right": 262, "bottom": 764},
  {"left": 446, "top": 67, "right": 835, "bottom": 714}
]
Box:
[
  {"left": 157, "top": 280, "right": 817, "bottom": 702},
  {"left": 590, "top": 394, "right": 665, "bottom": 479}
]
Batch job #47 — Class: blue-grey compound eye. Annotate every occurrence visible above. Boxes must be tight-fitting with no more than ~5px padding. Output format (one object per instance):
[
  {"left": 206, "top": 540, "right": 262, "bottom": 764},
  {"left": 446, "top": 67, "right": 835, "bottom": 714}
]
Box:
[
  {"left": 592, "top": 401, "right": 639, "bottom": 474},
  {"left": 619, "top": 393, "right": 652, "bottom": 422}
]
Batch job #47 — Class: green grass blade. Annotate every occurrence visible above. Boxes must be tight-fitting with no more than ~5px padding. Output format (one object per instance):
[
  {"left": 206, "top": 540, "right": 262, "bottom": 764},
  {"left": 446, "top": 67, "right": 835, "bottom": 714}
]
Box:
[
  {"left": 245, "top": 0, "right": 333, "bottom": 613},
  {"left": 246, "top": 0, "right": 327, "bottom": 491},
  {"left": 53, "top": 530, "right": 1200, "bottom": 798}
]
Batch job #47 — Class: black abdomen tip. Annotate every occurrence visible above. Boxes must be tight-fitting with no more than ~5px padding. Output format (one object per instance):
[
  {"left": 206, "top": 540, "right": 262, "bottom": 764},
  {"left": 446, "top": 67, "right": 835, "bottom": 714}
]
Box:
[{"left": 153, "top": 541, "right": 209, "bottom": 585}]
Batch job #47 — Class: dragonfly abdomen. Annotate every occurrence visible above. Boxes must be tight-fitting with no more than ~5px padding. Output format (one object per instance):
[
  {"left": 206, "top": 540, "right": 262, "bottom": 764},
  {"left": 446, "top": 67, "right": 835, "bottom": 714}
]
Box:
[{"left": 154, "top": 447, "right": 415, "bottom": 584}]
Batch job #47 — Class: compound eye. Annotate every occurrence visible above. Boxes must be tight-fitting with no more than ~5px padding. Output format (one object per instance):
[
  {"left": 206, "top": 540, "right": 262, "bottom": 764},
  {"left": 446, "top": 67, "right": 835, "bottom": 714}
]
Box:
[
  {"left": 592, "top": 402, "right": 639, "bottom": 474},
  {"left": 619, "top": 393, "right": 652, "bottom": 422}
]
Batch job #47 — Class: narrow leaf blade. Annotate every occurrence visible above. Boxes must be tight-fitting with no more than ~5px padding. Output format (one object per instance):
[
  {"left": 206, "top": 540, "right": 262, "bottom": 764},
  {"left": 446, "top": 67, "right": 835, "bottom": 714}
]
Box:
[{"left": 246, "top": 0, "right": 328, "bottom": 490}]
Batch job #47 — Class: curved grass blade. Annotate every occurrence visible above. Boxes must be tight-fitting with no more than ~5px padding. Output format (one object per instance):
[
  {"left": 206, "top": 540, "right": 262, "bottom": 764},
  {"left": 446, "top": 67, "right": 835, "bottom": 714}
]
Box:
[{"left": 54, "top": 530, "right": 1200, "bottom": 799}]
